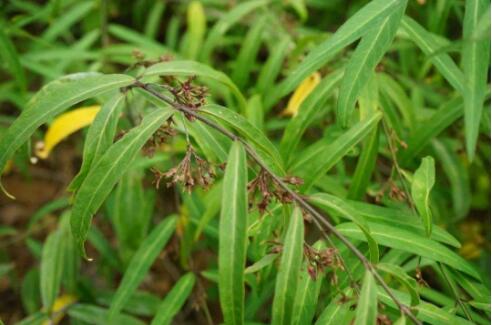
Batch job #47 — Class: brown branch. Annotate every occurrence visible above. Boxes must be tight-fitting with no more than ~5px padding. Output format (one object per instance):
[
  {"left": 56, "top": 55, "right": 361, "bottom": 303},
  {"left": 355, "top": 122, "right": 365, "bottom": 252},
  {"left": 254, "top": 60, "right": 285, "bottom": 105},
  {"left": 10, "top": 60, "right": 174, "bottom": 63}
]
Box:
[{"left": 136, "top": 81, "right": 422, "bottom": 325}]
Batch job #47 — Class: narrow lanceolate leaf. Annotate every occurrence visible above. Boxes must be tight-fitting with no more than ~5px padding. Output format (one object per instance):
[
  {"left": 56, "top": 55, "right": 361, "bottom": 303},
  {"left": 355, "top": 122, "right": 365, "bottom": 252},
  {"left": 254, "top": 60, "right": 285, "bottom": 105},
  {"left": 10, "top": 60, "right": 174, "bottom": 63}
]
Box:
[
  {"left": 345, "top": 199, "right": 460, "bottom": 247},
  {"left": 280, "top": 70, "right": 343, "bottom": 163},
  {"left": 267, "top": 0, "right": 405, "bottom": 108},
  {"left": 400, "top": 97, "right": 462, "bottom": 164},
  {"left": 308, "top": 193, "right": 379, "bottom": 263},
  {"left": 348, "top": 125, "right": 379, "bottom": 200},
  {"left": 40, "top": 230, "right": 65, "bottom": 311},
  {"left": 292, "top": 112, "right": 382, "bottom": 190},
  {"left": 462, "top": 0, "right": 490, "bottom": 160},
  {"left": 200, "top": 0, "right": 269, "bottom": 62},
  {"left": 232, "top": 16, "right": 266, "bottom": 89},
  {"left": 411, "top": 156, "right": 435, "bottom": 237},
  {"left": 142, "top": 60, "right": 246, "bottom": 111},
  {"left": 68, "top": 94, "right": 125, "bottom": 192},
  {"left": 256, "top": 36, "right": 290, "bottom": 96},
  {"left": 35, "top": 105, "right": 101, "bottom": 159},
  {"left": 354, "top": 271, "right": 377, "bottom": 325},
  {"left": 184, "top": 1, "right": 206, "bottom": 60},
  {"left": 0, "top": 73, "right": 134, "bottom": 190},
  {"left": 151, "top": 273, "right": 196, "bottom": 325},
  {"left": 0, "top": 26, "right": 26, "bottom": 92},
  {"left": 200, "top": 104, "right": 285, "bottom": 175},
  {"left": 292, "top": 241, "right": 325, "bottom": 325},
  {"left": 337, "top": 1, "right": 406, "bottom": 127},
  {"left": 71, "top": 108, "right": 173, "bottom": 257},
  {"left": 68, "top": 304, "right": 145, "bottom": 325},
  {"left": 432, "top": 140, "right": 471, "bottom": 220},
  {"left": 337, "top": 222, "right": 480, "bottom": 279},
  {"left": 315, "top": 290, "right": 353, "bottom": 325},
  {"left": 219, "top": 142, "right": 248, "bottom": 325},
  {"left": 271, "top": 208, "right": 304, "bottom": 325},
  {"left": 109, "top": 216, "right": 177, "bottom": 322},
  {"left": 376, "top": 263, "right": 419, "bottom": 306},
  {"left": 400, "top": 16, "right": 464, "bottom": 93}
]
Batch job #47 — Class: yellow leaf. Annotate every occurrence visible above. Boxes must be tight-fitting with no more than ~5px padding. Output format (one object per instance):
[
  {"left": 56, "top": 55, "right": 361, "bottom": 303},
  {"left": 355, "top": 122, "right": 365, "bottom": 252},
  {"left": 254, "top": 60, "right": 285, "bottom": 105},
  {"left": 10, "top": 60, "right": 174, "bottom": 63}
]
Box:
[
  {"left": 35, "top": 106, "right": 101, "bottom": 159},
  {"left": 42, "top": 294, "right": 77, "bottom": 325},
  {"left": 280, "top": 72, "right": 321, "bottom": 117}
]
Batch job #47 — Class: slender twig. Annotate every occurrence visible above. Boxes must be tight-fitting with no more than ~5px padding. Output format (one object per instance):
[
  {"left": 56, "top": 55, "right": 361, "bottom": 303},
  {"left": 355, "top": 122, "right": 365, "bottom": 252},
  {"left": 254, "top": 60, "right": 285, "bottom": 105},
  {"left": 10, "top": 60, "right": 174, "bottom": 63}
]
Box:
[{"left": 136, "top": 81, "right": 422, "bottom": 325}]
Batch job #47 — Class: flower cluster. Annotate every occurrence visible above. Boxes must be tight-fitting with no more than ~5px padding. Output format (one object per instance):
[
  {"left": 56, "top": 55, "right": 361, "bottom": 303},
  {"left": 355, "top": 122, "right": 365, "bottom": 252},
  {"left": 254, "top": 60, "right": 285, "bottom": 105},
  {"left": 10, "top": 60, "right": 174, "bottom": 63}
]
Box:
[
  {"left": 143, "top": 118, "right": 176, "bottom": 157},
  {"left": 304, "top": 244, "right": 343, "bottom": 281},
  {"left": 247, "top": 168, "right": 303, "bottom": 214},
  {"left": 165, "top": 76, "right": 208, "bottom": 120},
  {"left": 152, "top": 145, "right": 216, "bottom": 193}
]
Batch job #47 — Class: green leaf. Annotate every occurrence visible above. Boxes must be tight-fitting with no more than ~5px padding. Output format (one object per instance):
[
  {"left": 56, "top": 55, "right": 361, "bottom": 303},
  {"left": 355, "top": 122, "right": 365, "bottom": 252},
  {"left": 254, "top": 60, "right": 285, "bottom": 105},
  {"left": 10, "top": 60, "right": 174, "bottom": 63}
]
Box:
[
  {"left": 400, "top": 16, "right": 464, "bottom": 93},
  {"left": 151, "top": 273, "right": 196, "bottom": 325},
  {"left": 348, "top": 124, "right": 379, "bottom": 200},
  {"left": 219, "top": 142, "right": 248, "bottom": 325},
  {"left": 16, "top": 312, "right": 47, "bottom": 325},
  {"left": 469, "top": 301, "right": 491, "bottom": 313},
  {"left": 377, "top": 73, "right": 415, "bottom": 130},
  {"left": 108, "top": 24, "right": 169, "bottom": 55},
  {"left": 411, "top": 156, "right": 435, "bottom": 237},
  {"left": 416, "top": 303, "right": 475, "bottom": 325},
  {"left": 292, "top": 241, "right": 325, "bottom": 325},
  {"left": 462, "top": 0, "right": 490, "bottom": 160},
  {"left": 448, "top": 269, "right": 490, "bottom": 303},
  {"left": 337, "top": 222, "right": 480, "bottom": 279},
  {"left": 271, "top": 208, "right": 304, "bottom": 325},
  {"left": 376, "top": 263, "right": 420, "bottom": 306},
  {"left": 432, "top": 139, "right": 471, "bottom": 220},
  {"left": 246, "top": 94, "right": 264, "bottom": 131},
  {"left": 256, "top": 36, "right": 290, "bottom": 97},
  {"left": 142, "top": 60, "right": 246, "bottom": 111},
  {"left": 292, "top": 112, "right": 382, "bottom": 190},
  {"left": 42, "top": 1, "right": 94, "bottom": 41},
  {"left": 309, "top": 193, "right": 379, "bottom": 263},
  {"left": 315, "top": 290, "right": 353, "bottom": 325},
  {"left": 144, "top": 1, "right": 166, "bottom": 39},
  {"left": 184, "top": 1, "right": 206, "bottom": 60},
  {"left": 231, "top": 16, "right": 266, "bottom": 89},
  {"left": 109, "top": 216, "right": 177, "bottom": 322},
  {"left": 200, "top": 0, "right": 269, "bottom": 62},
  {"left": 400, "top": 97, "right": 462, "bottom": 164},
  {"left": 244, "top": 254, "right": 279, "bottom": 274},
  {"left": 21, "top": 269, "right": 40, "bottom": 314},
  {"left": 378, "top": 288, "right": 475, "bottom": 325},
  {"left": 267, "top": 0, "right": 405, "bottom": 108},
  {"left": 200, "top": 104, "right": 285, "bottom": 174},
  {"left": 344, "top": 199, "right": 460, "bottom": 247},
  {"left": 354, "top": 271, "right": 378, "bottom": 325},
  {"left": 0, "top": 26, "right": 27, "bottom": 92},
  {"left": 280, "top": 70, "right": 343, "bottom": 163},
  {"left": 0, "top": 73, "right": 134, "bottom": 192},
  {"left": 337, "top": 1, "right": 406, "bottom": 127},
  {"left": 187, "top": 119, "right": 230, "bottom": 162},
  {"left": 71, "top": 107, "right": 173, "bottom": 257},
  {"left": 40, "top": 229, "right": 65, "bottom": 311},
  {"left": 69, "top": 93, "right": 125, "bottom": 192},
  {"left": 286, "top": 0, "right": 307, "bottom": 21},
  {"left": 69, "top": 304, "right": 145, "bottom": 325}
]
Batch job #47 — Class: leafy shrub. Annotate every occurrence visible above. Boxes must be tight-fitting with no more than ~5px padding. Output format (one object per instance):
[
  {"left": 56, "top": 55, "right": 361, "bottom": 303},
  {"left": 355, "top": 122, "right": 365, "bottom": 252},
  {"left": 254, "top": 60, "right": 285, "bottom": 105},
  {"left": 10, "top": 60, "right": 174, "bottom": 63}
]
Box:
[{"left": 0, "top": 0, "right": 490, "bottom": 325}]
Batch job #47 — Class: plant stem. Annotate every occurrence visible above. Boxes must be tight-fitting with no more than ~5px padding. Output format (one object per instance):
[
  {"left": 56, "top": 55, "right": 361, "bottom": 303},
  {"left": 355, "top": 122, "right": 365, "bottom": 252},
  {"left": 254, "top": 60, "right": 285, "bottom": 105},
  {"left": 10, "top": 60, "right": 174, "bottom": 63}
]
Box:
[{"left": 136, "top": 81, "right": 422, "bottom": 325}]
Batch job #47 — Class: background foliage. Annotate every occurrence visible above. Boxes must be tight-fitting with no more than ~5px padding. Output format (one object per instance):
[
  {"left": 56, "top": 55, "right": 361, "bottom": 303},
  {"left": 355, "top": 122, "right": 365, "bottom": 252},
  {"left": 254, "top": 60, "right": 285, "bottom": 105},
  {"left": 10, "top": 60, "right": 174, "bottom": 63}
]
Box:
[{"left": 0, "top": 0, "right": 490, "bottom": 324}]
